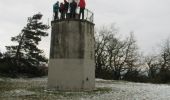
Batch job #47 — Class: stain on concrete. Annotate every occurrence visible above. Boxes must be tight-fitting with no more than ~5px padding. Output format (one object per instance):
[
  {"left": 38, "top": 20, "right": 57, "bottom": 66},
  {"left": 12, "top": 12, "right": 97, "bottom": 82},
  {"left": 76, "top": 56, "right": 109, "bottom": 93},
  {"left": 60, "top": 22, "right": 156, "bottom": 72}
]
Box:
[{"left": 50, "top": 19, "right": 95, "bottom": 59}]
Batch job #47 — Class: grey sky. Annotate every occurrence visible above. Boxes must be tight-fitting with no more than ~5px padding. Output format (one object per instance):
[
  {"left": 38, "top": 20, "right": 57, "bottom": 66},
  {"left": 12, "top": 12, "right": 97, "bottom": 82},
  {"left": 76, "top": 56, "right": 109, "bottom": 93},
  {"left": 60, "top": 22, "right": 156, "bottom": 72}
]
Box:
[{"left": 0, "top": 0, "right": 170, "bottom": 57}]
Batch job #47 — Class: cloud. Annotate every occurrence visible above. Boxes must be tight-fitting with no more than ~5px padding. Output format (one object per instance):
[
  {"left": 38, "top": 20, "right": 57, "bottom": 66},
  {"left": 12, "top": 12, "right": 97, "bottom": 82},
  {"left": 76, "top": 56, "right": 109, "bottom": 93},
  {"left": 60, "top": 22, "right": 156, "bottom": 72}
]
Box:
[{"left": 0, "top": 0, "right": 170, "bottom": 57}]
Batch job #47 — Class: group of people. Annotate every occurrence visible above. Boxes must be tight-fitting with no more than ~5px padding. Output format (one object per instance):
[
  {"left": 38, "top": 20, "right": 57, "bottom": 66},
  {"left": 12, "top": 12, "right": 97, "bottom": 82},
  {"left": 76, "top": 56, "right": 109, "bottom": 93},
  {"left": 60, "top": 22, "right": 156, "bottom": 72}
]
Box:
[{"left": 53, "top": 0, "right": 86, "bottom": 20}]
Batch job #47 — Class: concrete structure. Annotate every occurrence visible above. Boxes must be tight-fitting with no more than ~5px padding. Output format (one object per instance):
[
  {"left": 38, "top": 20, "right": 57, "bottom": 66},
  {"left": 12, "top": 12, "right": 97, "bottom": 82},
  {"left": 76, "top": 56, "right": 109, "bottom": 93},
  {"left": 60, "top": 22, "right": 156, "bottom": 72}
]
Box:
[{"left": 48, "top": 19, "right": 95, "bottom": 91}]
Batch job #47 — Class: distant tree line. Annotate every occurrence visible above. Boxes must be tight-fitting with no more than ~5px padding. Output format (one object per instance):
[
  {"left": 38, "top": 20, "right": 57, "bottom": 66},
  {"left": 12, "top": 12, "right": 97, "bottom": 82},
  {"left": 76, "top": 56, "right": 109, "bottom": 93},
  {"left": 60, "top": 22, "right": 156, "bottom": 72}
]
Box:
[
  {"left": 144, "top": 39, "right": 170, "bottom": 83},
  {"left": 0, "top": 13, "right": 170, "bottom": 83},
  {"left": 0, "top": 13, "right": 49, "bottom": 77},
  {"left": 95, "top": 25, "right": 170, "bottom": 83}
]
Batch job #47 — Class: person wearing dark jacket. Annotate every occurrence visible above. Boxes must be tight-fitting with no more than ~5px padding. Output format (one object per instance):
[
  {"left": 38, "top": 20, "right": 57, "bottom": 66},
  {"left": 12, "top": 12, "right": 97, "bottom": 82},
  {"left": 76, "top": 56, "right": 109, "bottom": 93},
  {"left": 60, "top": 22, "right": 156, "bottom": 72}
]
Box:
[
  {"left": 59, "top": 3, "right": 64, "bottom": 19},
  {"left": 70, "top": 0, "right": 77, "bottom": 18},
  {"left": 78, "top": 0, "right": 86, "bottom": 20},
  {"left": 53, "top": 1, "right": 59, "bottom": 20},
  {"left": 64, "top": 0, "right": 69, "bottom": 18}
]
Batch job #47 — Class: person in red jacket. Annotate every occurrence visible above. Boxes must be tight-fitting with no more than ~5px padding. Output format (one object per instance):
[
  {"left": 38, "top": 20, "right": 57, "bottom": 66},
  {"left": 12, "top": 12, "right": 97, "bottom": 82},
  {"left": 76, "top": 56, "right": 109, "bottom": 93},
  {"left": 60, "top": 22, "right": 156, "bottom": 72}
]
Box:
[{"left": 78, "top": 0, "right": 86, "bottom": 20}]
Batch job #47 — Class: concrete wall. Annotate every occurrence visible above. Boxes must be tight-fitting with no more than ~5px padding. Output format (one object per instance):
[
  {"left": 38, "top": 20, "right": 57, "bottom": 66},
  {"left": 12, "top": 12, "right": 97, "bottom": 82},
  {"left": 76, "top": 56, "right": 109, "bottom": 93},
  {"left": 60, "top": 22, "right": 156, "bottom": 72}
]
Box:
[{"left": 48, "top": 19, "right": 95, "bottom": 91}]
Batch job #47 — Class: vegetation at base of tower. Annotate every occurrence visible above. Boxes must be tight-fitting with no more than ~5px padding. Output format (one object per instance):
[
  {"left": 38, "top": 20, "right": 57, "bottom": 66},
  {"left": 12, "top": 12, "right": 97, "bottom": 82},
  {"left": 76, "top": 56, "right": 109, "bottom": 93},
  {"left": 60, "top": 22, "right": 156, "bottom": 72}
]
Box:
[
  {"left": 0, "top": 13, "right": 49, "bottom": 77},
  {"left": 95, "top": 24, "right": 170, "bottom": 83}
]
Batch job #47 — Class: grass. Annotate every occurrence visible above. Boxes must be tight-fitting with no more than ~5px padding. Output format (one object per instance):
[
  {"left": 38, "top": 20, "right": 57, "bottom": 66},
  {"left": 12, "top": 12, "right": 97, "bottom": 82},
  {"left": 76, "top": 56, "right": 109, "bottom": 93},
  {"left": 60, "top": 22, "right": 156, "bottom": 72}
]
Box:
[
  {"left": 0, "top": 81, "right": 14, "bottom": 95},
  {"left": 0, "top": 78, "right": 112, "bottom": 100}
]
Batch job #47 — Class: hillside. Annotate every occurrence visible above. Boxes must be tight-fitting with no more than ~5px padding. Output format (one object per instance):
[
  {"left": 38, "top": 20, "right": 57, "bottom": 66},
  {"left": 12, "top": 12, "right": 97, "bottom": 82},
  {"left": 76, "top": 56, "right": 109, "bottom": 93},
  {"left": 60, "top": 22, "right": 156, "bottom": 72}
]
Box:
[{"left": 0, "top": 77, "right": 170, "bottom": 100}]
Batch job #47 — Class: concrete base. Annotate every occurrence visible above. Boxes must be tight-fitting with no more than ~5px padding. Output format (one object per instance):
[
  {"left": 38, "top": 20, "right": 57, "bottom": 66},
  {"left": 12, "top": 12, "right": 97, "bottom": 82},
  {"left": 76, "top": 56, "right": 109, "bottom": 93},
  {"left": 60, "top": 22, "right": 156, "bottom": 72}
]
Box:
[{"left": 48, "top": 59, "right": 95, "bottom": 91}]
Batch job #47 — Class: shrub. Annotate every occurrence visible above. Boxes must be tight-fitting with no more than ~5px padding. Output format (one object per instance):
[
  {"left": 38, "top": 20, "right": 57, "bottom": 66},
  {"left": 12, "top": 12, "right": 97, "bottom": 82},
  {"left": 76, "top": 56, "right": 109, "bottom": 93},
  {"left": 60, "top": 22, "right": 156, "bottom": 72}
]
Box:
[
  {"left": 123, "top": 70, "right": 149, "bottom": 82},
  {"left": 153, "top": 69, "right": 170, "bottom": 83}
]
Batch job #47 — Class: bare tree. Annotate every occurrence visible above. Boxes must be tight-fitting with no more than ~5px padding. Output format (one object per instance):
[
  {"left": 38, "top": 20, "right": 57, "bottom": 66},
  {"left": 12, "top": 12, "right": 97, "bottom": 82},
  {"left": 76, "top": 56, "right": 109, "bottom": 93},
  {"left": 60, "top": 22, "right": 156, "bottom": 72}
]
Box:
[
  {"left": 153, "top": 38, "right": 170, "bottom": 83},
  {"left": 95, "top": 25, "right": 140, "bottom": 80},
  {"left": 106, "top": 35, "right": 126, "bottom": 80},
  {"left": 145, "top": 54, "right": 159, "bottom": 79},
  {"left": 95, "top": 25, "right": 118, "bottom": 79},
  {"left": 124, "top": 33, "right": 139, "bottom": 71},
  {"left": 160, "top": 39, "right": 170, "bottom": 70},
  {"left": 110, "top": 33, "right": 139, "bottom": 80}
]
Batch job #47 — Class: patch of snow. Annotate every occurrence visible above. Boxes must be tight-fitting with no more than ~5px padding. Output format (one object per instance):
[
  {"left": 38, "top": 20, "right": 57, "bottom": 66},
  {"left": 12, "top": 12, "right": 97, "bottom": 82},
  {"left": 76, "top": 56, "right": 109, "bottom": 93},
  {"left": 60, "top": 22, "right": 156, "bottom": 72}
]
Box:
[
  {"left": 2, "top": 89, "right": 35, "bottom": 97},
  {"left": 96, "top": 78, "right": 106, "bottom": 81},
  {"left": 0, "top": 78, "right": 4, "bottom": 81},
  {"left": 90, "top": 80, "right": 170, "bottom": 100},
  {"left": 1, "top": 77, "right": 170, "bottom": 100}
]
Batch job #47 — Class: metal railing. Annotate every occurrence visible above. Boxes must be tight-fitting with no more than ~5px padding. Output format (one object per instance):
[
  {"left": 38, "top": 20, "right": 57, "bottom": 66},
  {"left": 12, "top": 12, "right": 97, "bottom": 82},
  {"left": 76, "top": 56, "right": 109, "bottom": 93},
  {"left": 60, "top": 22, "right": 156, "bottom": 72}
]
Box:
[
  {"left": 84, "top": 9, "right": 94, "bottom": 23},
  {"left": 53, "top": 8, "right": 94, "bottom": 23}
]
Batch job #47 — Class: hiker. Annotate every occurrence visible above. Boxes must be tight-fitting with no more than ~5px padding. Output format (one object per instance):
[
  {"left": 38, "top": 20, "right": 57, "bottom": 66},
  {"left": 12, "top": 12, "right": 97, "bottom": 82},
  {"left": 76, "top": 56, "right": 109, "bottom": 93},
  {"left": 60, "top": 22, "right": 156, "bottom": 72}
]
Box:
[
  {"left": 78, "top": 0, "right": 86, "bottom": 20},
  {"left": 59, "top": 3, "right": 65, "bottom": 19},
  {"left": 53, "top": 1, "right": 59, "bottom": 20},
  {"left": 64, "top": 0, "right": 69, "bottom": 18},
  {"left": 70, "top": 0, "right": 77, "bottom": 18}
]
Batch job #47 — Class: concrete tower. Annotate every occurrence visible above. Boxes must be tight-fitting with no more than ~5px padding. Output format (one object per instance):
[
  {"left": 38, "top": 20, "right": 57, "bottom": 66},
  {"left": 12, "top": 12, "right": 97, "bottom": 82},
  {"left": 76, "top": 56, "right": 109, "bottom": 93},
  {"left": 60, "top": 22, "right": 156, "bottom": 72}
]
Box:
[{"left": 48, "top": 18, "right": 95, "bottom": 91}]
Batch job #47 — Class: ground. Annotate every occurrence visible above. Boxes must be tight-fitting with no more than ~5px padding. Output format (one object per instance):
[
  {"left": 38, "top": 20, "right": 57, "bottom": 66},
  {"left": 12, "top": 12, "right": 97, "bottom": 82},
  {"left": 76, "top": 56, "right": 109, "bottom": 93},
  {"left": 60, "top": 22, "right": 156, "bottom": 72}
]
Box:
[{"left": 0, "top": 77, "right": 170, "bottom": 100}]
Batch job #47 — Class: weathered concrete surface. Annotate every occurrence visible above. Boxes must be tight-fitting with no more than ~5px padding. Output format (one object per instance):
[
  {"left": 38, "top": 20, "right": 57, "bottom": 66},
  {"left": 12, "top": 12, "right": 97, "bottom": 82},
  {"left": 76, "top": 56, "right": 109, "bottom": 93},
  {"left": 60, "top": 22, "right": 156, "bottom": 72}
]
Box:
[
  {"left": 50, "top": 19, "right": 94, "bottom": 59},
  {"left": 48, "top": 59, "right": 95, "bottom": 91},
  {"left": 48, "top": 19, "right": 95, "bottom": 91}
]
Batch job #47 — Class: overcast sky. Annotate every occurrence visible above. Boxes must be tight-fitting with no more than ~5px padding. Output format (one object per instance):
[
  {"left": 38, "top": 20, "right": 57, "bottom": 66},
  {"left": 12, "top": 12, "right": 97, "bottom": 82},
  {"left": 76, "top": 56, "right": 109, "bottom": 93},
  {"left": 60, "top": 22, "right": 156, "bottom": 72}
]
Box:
[{"left": 0, "top": 0, "right": 170, "bottom": 57}]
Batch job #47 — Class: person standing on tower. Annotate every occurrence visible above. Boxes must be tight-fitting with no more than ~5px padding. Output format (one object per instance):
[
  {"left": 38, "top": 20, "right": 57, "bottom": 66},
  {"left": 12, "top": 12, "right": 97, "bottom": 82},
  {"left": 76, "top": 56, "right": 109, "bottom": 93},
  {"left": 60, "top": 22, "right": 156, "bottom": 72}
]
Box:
[
  {"left": 59, "top": 3, "right": 64, "bottom": 19},
  {"left": 64, "top": 0, "right": 69, "bottom": 19},
  {"left": 78, "top": 0, "right": 86, "bottom": 20},
  {"left": 53, "top": 1, "right": 59, "bottom": 20},
  {"left": 70, "top": 0, "right": 77, "bottom": 18}
]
